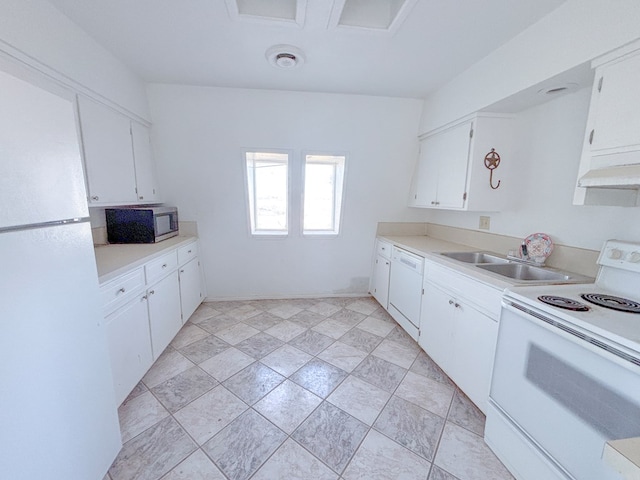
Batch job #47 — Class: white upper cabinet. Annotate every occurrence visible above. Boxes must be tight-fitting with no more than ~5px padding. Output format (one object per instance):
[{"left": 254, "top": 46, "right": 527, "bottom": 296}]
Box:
[
  {"left": 77, "top": 95, "right": 159, "bottom": 206},
  {"left": 574, "top": 40, "right": 640, "bottom": 206},
  {"left": 409, "top": 113, "right": 513, "bottom": 211},
  {"left": 588, "top": 49, "right": 640, "bottom": 163},
  {"left": 131, "top": 122, "right": 159, "bottom": 202}
]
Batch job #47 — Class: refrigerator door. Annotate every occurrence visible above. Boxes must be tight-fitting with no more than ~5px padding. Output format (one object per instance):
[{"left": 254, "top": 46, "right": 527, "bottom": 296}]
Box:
[
  {"left": 0, "top": 221, "right": 121, "bottom": 479},
  {"left": 0, "top": 66, "right": 89, "bottom": 229}
]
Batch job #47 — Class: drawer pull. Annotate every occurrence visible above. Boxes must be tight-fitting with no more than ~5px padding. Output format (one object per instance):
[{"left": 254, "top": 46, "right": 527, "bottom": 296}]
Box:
[
  {"left": 162, "top": 263, "right": 167, "bottom": 268},
  {"left": 180, "top": 269, "right": 185, "bottom": 273},
  {"left": 116, "top": 287, "right": 125, "bottom": 295},
  {"left": 187, "top": 249, "right": 192, "bottom": 254},
  {"left": 448, "top": 299, "right": 460, "bottom": 308},
  {"left": 149, "top": 290, "right": 155, "bottom": 295},
  {"left": 141, "top": 295, "right": 148, "bottom": 301},
  {"left": 91, "top": 195, "right": 99, "bottom": 201}
]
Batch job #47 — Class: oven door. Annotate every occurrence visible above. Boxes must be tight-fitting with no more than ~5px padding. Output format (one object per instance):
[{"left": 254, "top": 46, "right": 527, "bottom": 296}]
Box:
[{"left": 490, "top": 301, "right": 640, "bottom": 480}]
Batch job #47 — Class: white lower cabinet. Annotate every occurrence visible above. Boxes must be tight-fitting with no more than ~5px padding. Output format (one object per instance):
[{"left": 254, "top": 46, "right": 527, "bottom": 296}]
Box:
[
  {"left": 148, "top": 271, "right": 182, "bottom": 358},
  {"left": 420, "top": 261, "right": 501, "bottom": 413},
  {"left": 100, "top": 238, "right": 204, "bottom": 404},
  {"left": 104, "top": 296, "right": 153, "bottom": 405},
  {"left": 370, "top": 240, "right": 392, "bottom": 309},
  {"left": 179, "top": 257, "right": 203, "bottom": 323}
]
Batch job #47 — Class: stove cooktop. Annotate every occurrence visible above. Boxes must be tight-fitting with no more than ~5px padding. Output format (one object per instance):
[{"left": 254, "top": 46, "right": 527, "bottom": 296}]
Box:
[{"left": 506, "top": 283, "right": 640, "bottom": 356}]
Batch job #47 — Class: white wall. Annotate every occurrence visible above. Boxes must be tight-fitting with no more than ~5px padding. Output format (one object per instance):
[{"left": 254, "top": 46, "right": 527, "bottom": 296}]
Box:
[
  {"left": 0, "top": 0, "right": 149, "bottom": 120},
  {"left": 426, "top": 88, "right": 640, "bottom": 251},
  {"left": 147, "top": 84, "right": 424, "bottom": 299},
  {"left": 420, "top": 0, "right": 640, "bottom": 133}
]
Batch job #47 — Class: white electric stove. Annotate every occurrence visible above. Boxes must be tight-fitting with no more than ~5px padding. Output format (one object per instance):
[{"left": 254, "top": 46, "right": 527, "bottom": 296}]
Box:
[{"left": 486, "top": 240, "right": 640, "bottom": 480}]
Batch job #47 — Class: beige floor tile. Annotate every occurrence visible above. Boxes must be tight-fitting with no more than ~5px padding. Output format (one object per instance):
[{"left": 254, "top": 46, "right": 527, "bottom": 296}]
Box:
[
  {"left": 343, "top": 429, "right": 432, "bottom": 480},
  {"left": 118, "top": 390, "right": 169, "bottom": 443},
  {"left": 170, "top": 324, "right": 210, "bottom": 349},
  {"left": 198, "top": 347, "right": 255, "bottom": 381},
  {"left": 268, "top": 303, "right": 304, "bottom": 319},
  {"left": 434, "top": 422, "right": 514, "bottom": 480},
  {"left": 327, "top": 375, "right": 390, "bottom": 425},
  {"left": 318, "top": 342, "right": 368, "bottom": 372},
  {"left": 371, "top": 339, "right": 419, "bottom": 369},
  {"left": 264, "top": 319, "right": 307, "bottom": 342},
  {"left": 163, "top": 449, "right": 226, "bottom": 479},
  {"left": 261, "top": 344, "right": 313, "bottom": 377},
  {"left": 395, "top": 371, "right": 455, "bottom": 418},
  {"left": 312, "top": 318, "right": 355, "bottom": 339},
  {"left": 357, "top": 317, "right": 396, "bottom": 337},
  {"left": 173, "top": 386, "right": 247, "bottom": 445},
  {"left": 142, "top": 348, "right": 195, "bottom": 388},
  {"left": 252, "top": 439, "right": 338, "bottom": 480},
  {"left": 254, "top": 380, "right": 322, "bottom": 434},
  {"left": 214, "top": 323, "right": 260, "bottom": 345}
]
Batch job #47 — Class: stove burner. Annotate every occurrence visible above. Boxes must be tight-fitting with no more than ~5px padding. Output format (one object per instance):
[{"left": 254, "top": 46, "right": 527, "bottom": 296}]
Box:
[
  {"left": 580, "top": 293, "right": 640, "bottom": 314},
  {"left": 537, "top": 295, "right": 590, "bottom": 311}
]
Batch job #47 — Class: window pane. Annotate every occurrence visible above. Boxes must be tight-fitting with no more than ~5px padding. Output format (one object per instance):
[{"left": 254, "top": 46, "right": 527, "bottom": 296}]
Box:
[
  {"left": 303, "top": 154, "right": 345, "bottom": 234},
  {"left": 246, "top": 151, "right": 288, "bottom": 234}
]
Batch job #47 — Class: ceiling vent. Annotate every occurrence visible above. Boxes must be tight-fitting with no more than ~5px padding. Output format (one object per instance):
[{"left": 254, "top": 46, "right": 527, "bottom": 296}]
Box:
[
  {"left": 266, "top": 45, "right": 306, "bottom": 69},
  {"left": 328, "top": 0, "right": 419, "bottom": 34},
  {"left": 224, "top": 0, "right": 307, "bottom": 27}
]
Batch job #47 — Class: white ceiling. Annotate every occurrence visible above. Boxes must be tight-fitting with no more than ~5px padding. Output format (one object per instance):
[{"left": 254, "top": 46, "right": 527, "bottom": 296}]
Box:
[{"left": 47, "top": 0, "right": 566, "bottom": 99}]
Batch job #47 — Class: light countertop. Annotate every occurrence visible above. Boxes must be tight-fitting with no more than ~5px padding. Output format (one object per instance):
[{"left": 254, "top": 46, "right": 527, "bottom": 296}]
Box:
[
  {"left": 603, "top": 437, "right": 640, "bottom": 480},
  {"left": 378, "top": 235, "right": 593, "bottom": 289},
  {"left": 94, "top": 235, "right": 197, "bottom": 284}
]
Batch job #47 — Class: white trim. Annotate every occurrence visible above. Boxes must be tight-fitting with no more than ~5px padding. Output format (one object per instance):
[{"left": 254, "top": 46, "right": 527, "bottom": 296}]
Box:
[{"left": 203, "top": 293, "right": 372, "bottom": 302}]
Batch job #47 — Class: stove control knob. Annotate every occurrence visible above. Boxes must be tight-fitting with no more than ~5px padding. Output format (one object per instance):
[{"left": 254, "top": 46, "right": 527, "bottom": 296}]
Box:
[
  {"left": 629, "top": 251, "right": 640, "bottom": 263},
  {"left": 609, "top": 248, "right": 623, "bottom": 260}
]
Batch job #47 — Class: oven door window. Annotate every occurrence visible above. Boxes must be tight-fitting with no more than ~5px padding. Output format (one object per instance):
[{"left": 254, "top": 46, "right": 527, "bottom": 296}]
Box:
[{"left": 491, "top": 305, "right": 640, "bottom": 480}]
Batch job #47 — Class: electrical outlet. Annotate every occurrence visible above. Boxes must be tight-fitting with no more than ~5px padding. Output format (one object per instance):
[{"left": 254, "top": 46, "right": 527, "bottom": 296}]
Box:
[{"left": 479, "top": 216, "right": 490, "bottom": 230}]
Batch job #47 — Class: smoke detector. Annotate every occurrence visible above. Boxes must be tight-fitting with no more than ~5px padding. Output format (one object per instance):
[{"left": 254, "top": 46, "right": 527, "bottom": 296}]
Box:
[{"left": 266, "top": 45, "right": 305, "bottom": 69}]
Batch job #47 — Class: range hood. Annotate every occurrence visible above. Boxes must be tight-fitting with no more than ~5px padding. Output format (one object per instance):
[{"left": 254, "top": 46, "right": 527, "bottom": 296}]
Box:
[{"left": 578, "top": 164, "right": 640, "bottom": 189}]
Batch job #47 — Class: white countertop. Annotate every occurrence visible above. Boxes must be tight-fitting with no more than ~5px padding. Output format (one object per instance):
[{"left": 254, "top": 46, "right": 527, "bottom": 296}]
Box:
[
  {"left": 603, "top": 437, "right": 640, "bottom": 480},
  {"left": 94, "top": 235, "right": 197, "bottom": 284},
  {"left": 378, "top": 235, "right": 593, "bottom": 289}
]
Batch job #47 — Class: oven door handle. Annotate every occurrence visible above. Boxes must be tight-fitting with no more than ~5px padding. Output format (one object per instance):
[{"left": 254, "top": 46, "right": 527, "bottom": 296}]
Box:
[{"left": 502, "top": 300, "right": 640, "bottom": 370}]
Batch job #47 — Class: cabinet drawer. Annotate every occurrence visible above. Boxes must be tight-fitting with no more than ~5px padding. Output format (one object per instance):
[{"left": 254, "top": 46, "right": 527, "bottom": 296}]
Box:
[
  {"left": 178, "top": 241, "right": 198, "bottom": 265},
  {"left": 377, "top": 240, "right": 392, "bottom": 260},
  {"left": 145, "top": 251, "right": 178, "bottom": 284},
  {"left": 425, "top": 262, "right": 502, "bottom": 319},
  {"left": 101, "top": 268, "right": 145, "bottom": 315}
]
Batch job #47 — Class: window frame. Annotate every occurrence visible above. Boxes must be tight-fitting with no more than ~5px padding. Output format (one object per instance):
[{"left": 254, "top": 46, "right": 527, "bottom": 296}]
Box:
[
  {"left": 242, "top": 148, "right": 291, "bottom": 237},
  {"left": 301, "top": 151, "right": 348, "bottom": 237}
]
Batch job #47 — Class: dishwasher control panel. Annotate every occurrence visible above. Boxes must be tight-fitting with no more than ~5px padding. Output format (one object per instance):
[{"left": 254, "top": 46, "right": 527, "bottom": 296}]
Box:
[{"left": 391, "top": 247, "right": 424, "bottom": 275}]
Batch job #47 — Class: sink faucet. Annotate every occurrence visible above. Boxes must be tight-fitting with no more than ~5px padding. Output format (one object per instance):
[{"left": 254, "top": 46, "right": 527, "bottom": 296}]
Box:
[{"left": 507, "top": 242, "right": 545, "bottom": 266}]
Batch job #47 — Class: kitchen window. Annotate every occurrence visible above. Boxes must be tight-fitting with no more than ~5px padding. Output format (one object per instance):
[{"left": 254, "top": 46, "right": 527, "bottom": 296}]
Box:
[
  {"left": 303, "top": 153, "right": 346, "bottom": 235},
  {"left": 245, "top": 150, "right": 289, "bottom": 235}
]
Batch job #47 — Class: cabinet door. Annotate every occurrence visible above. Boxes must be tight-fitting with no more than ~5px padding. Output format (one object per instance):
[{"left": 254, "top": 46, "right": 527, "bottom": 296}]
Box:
[
  {"left": 371, "top": 254, "right": 391, "bottom": 309},
  {"left": 179, "top": 257, "right": 203, "bottom": 322},
  {"left": 77, "top": 96, "right": 137, "bottom": 204},
  {"left": 591, "top": 51, "right": 640, "bottom": 155},
  {"left": 452, "top": 301, "right": 498, "bottom": 414},
  {"left": 131, "top": 122, "right": 159, "bottom": 202},
  {"left": 148, "top": 271, "right": 182, "bottom": 359},
  {"left": 410, "top": 136, "right": 439, "bottom": 207},
  {"left": 419, "top": 282, "right": 456, "bottom": 374},
  {"left": 434, "top": 121, "right": 472, "bottom": 209},
  {"left": 105, "top": 296, "right": 153, "bottom": 405}
]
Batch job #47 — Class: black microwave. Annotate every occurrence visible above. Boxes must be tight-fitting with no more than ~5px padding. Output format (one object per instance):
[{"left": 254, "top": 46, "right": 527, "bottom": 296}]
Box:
[{"left": 106, "top": 206, "right": 179, "bottom": 243}]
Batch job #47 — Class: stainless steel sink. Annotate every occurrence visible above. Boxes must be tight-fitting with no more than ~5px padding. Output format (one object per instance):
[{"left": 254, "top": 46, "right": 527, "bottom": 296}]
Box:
[
  {"left": 440, "top": 251, "right": 509, "bottom": 264},
  {"left": 476, "top": 263, "right": 572, "bottom": 282}
]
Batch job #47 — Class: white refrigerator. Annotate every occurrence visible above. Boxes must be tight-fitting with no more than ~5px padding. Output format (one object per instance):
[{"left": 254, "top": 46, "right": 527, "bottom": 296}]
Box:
[{"left": 0, "top": 63, "right": 121, "bottom": 478}]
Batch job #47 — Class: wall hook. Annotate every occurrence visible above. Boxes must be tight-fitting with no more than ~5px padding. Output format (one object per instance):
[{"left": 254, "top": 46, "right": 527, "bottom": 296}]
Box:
[{"left": 484, "top": 148, "right": 501, "bottom": 189}]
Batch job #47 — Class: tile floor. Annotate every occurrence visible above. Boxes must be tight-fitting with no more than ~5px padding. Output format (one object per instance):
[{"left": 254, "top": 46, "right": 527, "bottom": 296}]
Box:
[{"left": 104, "top": 297, "right": 514, "bottom": 480}]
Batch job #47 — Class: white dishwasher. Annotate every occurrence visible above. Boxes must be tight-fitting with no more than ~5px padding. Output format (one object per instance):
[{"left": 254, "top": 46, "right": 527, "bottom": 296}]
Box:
[{"left": 388, "top": 246, "right": 424, "bottom": 340}]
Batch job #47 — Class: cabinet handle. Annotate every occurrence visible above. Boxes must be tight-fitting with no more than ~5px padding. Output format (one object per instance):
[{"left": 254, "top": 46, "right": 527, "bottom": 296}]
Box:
[
  {"left": 149, "top": 290, "right": 155, "bottom": 295},
  {"left": 187, "top": 250, "right": 192, "bottom": 254},
  {"left": 139, "top": 196, "right": 144, "bottom": 200},
  {"left": 162, "top": 264, "right": 167, "bottom": 268},
  {"left": 448, "top": 299, "right": 460, "bottom": 308},
  {"left": 91, "top": 195, "right": 99, "bottom": 201},
  {"left": 141, "top": 295, "right": 148, "bottom": 301},
  {"left": 116, "top": 287, "right": 125, "bottom": 295},
  {"left": 589, "top": 129, "right": 594, "bottom": 145},
  {"left": 180, "top": 269, "right": 185, "bottom": 273}
]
